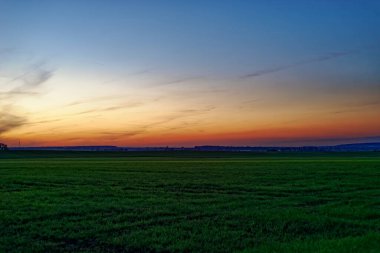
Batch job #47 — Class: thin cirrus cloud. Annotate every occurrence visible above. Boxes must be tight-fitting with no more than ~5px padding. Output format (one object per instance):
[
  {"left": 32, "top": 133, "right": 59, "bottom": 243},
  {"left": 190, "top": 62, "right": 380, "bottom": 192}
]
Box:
[
  {"left": 0, "top": 54, "right": 54, "bottom": 135},
  {"left": 240, "top": 49, "right": 360, "bottom": 79},
  {"left": 2, "top": 63, "right": 54, "bottom": 98},
  {"left": 1, "top": 0, "right": 379, "bottom": 146},
  {"left": 32, "top": 106, "right": 216, "bottom": 144},
  {"left": 74, "top": 102, "right": 144, "bottom": 116},
  {"left": 66, "top": 95, "right": 130, "bottom": 107},
  {"left": 0, "top": 110, "right": 27, "bottom": 135},
  {"left": 103, "top": 106, "right": 217, "bottom": 139},
  {"left": 155, "top": 76, "right": 205, "bottom": 87},
  {"left": 332, "top": 99, "right": 380, "bottom": 114}
]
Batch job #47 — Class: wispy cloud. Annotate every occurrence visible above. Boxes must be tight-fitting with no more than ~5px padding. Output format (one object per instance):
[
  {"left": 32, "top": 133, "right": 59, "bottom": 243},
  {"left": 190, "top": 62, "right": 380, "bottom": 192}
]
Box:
[
  {"left": 0, "top": 91, "right": 39, "bottom": 100},
  {"left": 96, "top": 129, "right": 147, "bottom": 140},
  {"left": 238, "top": 98, "right": 261, "bottom": 109},
  {"left": 66, "top": 94, "right": 130, "bottom": 107},
  {"left": 332, "top": 99, "right": 380, "bottom": 114},
  {"left": 156, "top": 76, "right": 204, "bottom": 86},
  {"left": 92, "top": 106, "right": 216, "bottom": 140},
  {"left": 138, "top": 106, "right": 215, "bottom": 130},
  {"left": 240, "top": 49, "right": 359, "bottom": 79},
  {"left": 74, "top": 102, "right": 143, "bottom": 116},
  {"left": 0, "top": 56, "right": 54, "bottom": 135},
  {"left": 2, "top": 63, "right": 54, "bottom": 99},
  {"left": 9, "top": 63, "right": 53, "bottom": 91},
  {"left": 0, "top": 109, "right": 27, "bottom": 135}
]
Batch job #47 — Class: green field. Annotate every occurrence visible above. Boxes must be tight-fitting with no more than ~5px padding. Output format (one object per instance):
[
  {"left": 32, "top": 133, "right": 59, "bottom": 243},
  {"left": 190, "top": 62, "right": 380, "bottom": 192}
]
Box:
[{"left": 1, "top": 151, "right": 380, "bottom": 252}]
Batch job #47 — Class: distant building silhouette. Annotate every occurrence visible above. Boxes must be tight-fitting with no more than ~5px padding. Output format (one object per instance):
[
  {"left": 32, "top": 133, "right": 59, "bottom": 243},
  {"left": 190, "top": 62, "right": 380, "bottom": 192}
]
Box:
[{"left": 0, "top": 143, "right": 8, "bottom": 151}]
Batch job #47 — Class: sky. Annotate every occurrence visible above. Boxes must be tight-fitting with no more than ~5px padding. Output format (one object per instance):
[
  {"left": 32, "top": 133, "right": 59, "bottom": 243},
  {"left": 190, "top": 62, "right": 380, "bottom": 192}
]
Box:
[{"left": 1, "top": 0, "right": 380, "bottom": 147}]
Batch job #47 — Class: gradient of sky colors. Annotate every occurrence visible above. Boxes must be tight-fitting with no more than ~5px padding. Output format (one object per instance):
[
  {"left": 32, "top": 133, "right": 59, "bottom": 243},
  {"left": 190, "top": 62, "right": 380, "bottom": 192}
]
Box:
[{"left": 1, "top": 0, "right": 380, "bottom": 147}]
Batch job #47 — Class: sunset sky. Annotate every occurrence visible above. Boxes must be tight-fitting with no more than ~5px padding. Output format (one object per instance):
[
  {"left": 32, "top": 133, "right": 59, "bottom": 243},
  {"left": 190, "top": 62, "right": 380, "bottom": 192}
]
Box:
[{"left": 1, "top": 1, "right": 380, "bottom": 147}]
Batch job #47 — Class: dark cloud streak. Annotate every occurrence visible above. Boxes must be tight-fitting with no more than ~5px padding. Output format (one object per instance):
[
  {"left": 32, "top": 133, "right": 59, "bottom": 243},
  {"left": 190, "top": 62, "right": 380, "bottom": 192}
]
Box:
[
  {"left": 0, "top": 110, "right": 27, "bottom": 135},
  {"left": 154, "top": 76, "right": 204, "bottom": 87},
  {"left": 240, "top": 49, "right": 359, "bottom": 79},
  {"left": 0, "top": 59, "right": 54, "bottom": 136}
]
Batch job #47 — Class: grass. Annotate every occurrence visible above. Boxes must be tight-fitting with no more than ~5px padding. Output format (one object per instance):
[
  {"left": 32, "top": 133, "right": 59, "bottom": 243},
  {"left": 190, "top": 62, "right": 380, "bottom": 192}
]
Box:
[{"left": 1, "top": 151, "right": 379, "bottom": 252}]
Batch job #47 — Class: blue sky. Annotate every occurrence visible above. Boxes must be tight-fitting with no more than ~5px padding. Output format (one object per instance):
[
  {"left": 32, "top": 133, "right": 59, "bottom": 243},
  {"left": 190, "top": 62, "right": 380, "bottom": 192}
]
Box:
[
  {"left": 3, "top": 1, "right": 379, "bottom": 74},
  {"left": 1, "top": 1, "right": 380, "bottom": 146}
]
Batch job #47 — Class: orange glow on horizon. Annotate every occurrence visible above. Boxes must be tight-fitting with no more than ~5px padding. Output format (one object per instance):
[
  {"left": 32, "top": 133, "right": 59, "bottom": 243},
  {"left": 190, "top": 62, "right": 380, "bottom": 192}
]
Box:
[{"left": 3, "top": 110, "right": 380, "bottom": 147}]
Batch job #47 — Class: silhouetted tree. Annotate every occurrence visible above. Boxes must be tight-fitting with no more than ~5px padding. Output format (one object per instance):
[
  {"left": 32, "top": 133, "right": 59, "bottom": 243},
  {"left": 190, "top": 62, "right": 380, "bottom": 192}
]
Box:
[{"left": 0, "top": 143, "right": 8, "bottom": 151}]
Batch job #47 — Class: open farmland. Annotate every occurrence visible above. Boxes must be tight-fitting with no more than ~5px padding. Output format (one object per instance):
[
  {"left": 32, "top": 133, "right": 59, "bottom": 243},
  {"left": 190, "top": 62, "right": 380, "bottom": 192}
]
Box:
[{"left": 1, "top": 151, "right": 380, "bottom": 252}]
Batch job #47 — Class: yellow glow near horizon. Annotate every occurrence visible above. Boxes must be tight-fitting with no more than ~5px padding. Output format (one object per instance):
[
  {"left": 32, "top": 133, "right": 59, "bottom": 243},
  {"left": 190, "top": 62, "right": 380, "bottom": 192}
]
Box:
[{"left": 2, "top": 68, "right": 379, "bottom": 147}]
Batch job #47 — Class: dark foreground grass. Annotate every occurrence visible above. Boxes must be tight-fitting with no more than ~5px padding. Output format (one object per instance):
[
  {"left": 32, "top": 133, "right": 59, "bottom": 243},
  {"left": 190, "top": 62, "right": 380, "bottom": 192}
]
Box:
[{"left": 1, "top": 151, "right": 380, "bottom": 252}]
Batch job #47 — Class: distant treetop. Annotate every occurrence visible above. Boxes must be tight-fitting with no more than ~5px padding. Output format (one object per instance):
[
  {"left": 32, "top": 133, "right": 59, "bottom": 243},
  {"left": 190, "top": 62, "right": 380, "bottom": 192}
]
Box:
[{"left": 0, "top": 143, "right": 8, "bottom": 151}]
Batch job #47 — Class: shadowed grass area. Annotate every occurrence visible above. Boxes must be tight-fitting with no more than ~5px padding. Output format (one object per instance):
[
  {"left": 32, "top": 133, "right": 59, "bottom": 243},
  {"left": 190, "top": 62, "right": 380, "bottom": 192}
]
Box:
[
  {"left": 1, "top": 151, "right": 379, "bottom": 252},
  {"left": 247, "top": 233, "right": 380, "bottom": 253}
]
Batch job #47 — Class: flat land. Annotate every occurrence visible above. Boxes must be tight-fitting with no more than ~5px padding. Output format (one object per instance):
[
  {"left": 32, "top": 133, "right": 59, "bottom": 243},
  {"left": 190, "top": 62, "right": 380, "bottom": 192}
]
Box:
[{"left": 1, "top": 151, "right": 380, "bottom": 252}]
